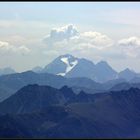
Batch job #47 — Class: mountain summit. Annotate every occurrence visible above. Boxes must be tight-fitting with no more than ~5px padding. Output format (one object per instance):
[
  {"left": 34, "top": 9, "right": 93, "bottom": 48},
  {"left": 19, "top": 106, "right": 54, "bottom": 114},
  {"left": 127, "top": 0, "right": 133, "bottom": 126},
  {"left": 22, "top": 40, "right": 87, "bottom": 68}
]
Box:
[
  {"left": 41, "top": 54, "right": 117, "bottom": 83},
  {"left": 118, "top": 68, "right": 138, "bottom": 81},
  {"left": 42, "top": 54, "right": 78, "bottom": 76},
  {"left": 94, "top": 61, "right": 117, "bottom": 82}
]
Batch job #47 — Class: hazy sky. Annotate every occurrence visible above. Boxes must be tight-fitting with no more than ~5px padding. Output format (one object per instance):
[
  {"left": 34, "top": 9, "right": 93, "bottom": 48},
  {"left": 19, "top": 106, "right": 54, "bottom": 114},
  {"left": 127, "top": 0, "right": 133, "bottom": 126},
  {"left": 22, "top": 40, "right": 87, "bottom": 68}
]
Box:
[{"left": 1, "top": 2, "right": 140, "bottom": 72}]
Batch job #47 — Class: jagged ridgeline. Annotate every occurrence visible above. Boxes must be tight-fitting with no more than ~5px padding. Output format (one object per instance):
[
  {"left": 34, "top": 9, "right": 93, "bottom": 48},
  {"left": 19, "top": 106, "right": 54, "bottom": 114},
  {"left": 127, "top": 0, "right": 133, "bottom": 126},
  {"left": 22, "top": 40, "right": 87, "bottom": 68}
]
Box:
[
  {"left": 0, "top": 84, "right": 140, "bottom": 138},
  {"left": 0, "top": 54, "right": 140, "bottom": 138},
  {"left": 36, "top": 54, "right": 140, "bottom": 83}
]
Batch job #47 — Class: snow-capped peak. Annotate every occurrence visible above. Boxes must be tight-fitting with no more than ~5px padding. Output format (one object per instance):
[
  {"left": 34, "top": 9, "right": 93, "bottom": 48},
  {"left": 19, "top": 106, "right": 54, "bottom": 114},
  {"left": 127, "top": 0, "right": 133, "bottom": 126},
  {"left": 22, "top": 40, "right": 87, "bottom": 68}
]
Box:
[{"left": 57, "top": 56, "right": 78, "bottom": 76}]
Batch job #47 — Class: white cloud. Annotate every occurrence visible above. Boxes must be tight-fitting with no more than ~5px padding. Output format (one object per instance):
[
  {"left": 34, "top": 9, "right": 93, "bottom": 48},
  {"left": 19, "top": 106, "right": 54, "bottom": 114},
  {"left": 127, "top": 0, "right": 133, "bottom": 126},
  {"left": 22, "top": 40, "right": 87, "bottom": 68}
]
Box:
[
  {"left": 0, "top": 40, "right": 30, "bottom": 54},
  {"left": 118, "top": 36, "right": 140, "bottom": 47},
  {"left": 118, "top": 36, "right": 140, "bottom": 58},
  {"left": 42, "top": 25, "right": 140, "bottom": 66},
  {"left": 42, "top": 25, "right": 115, "bottom": 62},
  {"left": 5, "top": 35, "right": 27, "bottom": 46},
  {"left": 43, "top": 24, "right": 113, "bottom": 50},
  {"left": 16, "top": 45, "right": 30, "bottom": 54},
  {"left": 43, "top": 24, "right": 79, "bottom": 45},
  {"left": 70, "top": 31, "right": 113, "bottom": 50},
  {"left": 0, "top": 41, "right": 9, "bottom": 48}
]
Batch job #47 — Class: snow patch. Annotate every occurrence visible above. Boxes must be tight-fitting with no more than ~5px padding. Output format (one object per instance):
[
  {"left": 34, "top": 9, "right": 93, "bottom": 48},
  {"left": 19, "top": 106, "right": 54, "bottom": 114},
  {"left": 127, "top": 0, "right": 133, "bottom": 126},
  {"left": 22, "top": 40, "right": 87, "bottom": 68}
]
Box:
[
  {"left": 57, "top": 73, "right": 66, "bottom": 76},
  {"left": 57, "top": 57, "right": 78, "bottom": 76}
]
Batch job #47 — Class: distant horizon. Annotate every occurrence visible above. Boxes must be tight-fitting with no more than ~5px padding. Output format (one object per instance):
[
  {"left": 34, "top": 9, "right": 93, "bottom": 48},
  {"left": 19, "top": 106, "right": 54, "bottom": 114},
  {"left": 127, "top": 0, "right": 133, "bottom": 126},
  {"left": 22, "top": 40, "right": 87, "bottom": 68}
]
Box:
[
  {"left": 0, "top": 2, "right": 140, "bottom": 73},
  {"left": 0, "top": 53, "right": 138, "bottom": 74}
]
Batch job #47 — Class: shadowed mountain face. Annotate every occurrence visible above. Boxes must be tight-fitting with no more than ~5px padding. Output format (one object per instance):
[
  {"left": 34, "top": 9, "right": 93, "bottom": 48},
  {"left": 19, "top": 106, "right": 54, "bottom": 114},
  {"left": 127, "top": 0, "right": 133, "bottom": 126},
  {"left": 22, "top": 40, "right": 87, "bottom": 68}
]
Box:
[
  {"left": 0, "top": 69, "right": 139, "bottom": 103},
  {"left": 110, "top": 82, "right": 140, "bottom": 91},
  {"left": 0, "top": 85, "right": 102, "bottom": 115},
  {"left": 0, "top": 85, "right": 140, "bottom": 138},
  {"left": 65, "top": 58, "right": 96, "bottom": 79},
  {"left": 118, "top": 68, "right": 139, "bottom": 81},
  {"left": 94, "top": 61, "right": 117, "bottom": 82},
  {"left": 0, "top": 71, "right": 107, "bottom": 102},
  {"left": 0, "top": 71, "right": 66, "bottom": 102},
  {"left": 130, "top": 76, "right": 140, "bottom": 83},
  {"left": 0, "top": 85, "right": 66, "bottom": 114}
]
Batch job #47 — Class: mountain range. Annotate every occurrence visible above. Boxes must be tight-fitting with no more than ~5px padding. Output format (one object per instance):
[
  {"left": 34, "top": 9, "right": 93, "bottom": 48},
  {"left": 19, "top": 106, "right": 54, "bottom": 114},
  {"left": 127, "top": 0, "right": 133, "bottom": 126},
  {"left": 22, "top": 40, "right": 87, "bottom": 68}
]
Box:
[
  {"left": 37, "top": 54, "right": 140, "bottom": 83},
  {"left": 1, "top": 69, "right": 139, "bottom": 103},
  {"left": 0, "top": 54, "right": 140, "bottom": 102},
  {"left": 0, "top": 71, "right": 105, "bottom": 102},
  {"left": 1, "top": 54, "right": 140, "bottom": 138},
  {"left": 0, "top": 84, "right": 140, "bottom": 138}
]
